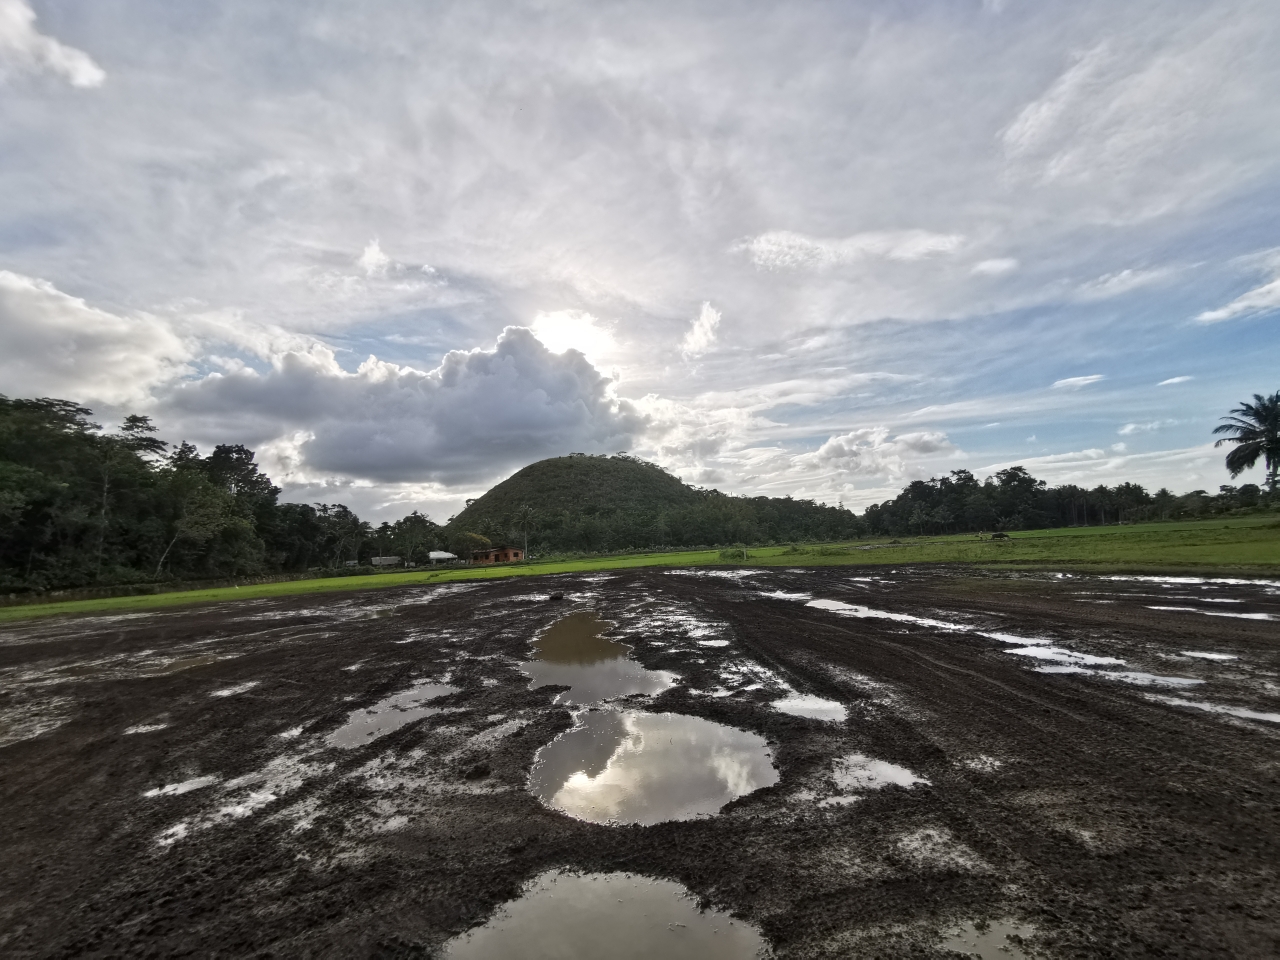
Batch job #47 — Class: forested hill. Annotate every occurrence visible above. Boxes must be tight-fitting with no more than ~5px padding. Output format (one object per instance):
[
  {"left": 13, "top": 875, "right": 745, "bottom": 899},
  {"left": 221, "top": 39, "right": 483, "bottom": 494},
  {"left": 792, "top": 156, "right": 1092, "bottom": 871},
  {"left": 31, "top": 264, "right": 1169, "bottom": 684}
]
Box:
[{"left": 445, "top": 453, "right": 861, "bottom": 552}]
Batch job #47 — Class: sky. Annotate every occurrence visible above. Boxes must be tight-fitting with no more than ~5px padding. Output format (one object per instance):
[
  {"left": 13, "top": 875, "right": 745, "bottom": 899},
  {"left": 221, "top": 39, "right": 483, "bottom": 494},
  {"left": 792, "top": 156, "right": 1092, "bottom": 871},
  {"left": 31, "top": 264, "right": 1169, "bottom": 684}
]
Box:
[{"left": 1, "top": 0, "right": 1278, "bottom": 523}]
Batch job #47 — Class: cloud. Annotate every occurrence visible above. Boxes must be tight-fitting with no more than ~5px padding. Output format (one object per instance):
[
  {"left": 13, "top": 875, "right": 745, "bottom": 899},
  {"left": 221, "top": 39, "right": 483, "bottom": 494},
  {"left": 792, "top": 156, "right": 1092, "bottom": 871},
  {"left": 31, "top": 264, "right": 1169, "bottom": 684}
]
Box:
[
  {"left": 1051, "top": 374, "right": 1105, "bottom": 389},
  {"left": 740, "top": 230, "right": 964, "bottom": 270},
  {"left": 795, "top": 427, "right": 958, "bottom": 479},
  {"left": 357, "top": 239, "right": 392, "bottom": 278},
  {"left": 0, "top": 270, "right": 190, "bottom": 407},
  {"left": 1119, "top": 420, "right": 1176, "bottom": 435},
  {"left": 163, "top": 326, "right": 646, "bottom": 485},
  {"left": 1158, "top": 376, "right": 1193, "bottom": 385},
  {"left": 529, "top": 310, "right": 617, "bottom": 366},
  {"left": 681, "top": 301, "right": 720, "bottom": 357},
  {"left": 972, "top": 258, "right": 1019, "bottom": 276},
  {"left": 1075, "top": 267, "right": 1171, "bottom": 301},
  {"left": 0, "top": 0, "right": 104, "bottom": 87},
  {"left": 1195, "top": 276, "right": 1280, "bottom": 322}
]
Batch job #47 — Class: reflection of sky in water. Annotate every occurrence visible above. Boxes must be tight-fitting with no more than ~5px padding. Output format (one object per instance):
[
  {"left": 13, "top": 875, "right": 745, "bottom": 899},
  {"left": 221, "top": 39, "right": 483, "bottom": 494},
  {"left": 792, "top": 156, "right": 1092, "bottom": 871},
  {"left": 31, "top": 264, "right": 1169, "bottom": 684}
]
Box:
[
  {"left": 772, "top": 694, "right": 847, "bottom": 722},
  {"left": 832, "top": 753, "right": 927, "bottom": 791},
  {"left": 326, "top": 682, "right": 457, "bottom": 748},
  {"left": 442, "top": 869, "right": 766, "bottom": 959},
  {"left": 529, "top": 709, "right": 778, "bottom": 825},
  {"left": 521, "top": 612, "right": 677, "bottom": 705}
]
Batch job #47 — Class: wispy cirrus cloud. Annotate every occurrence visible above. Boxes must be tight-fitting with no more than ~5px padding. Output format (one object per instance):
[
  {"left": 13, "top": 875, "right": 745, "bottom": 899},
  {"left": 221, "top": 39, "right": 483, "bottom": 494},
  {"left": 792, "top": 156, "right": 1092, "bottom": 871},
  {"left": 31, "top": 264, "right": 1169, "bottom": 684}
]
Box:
[{"left": 1052, "top": 375, "right": 1106, "bottom": 389}]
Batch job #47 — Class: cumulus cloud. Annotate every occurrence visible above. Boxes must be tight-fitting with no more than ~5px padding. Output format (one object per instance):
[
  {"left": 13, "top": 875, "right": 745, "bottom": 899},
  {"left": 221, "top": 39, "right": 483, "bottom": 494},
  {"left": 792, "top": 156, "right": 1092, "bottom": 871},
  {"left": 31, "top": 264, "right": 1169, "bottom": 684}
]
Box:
[
  {"left": 795, "top": 427, "right": 958, "bottom": 479},
  {"left": 0, "top": 0, "right": 104, "bottom": 87},
  {"left": 1195, "top": 276, "right": 1280, "bottom": 322},
  {"left": 740, "top": 230, "right": 964, "bottom": 270},
  {"left": 163, "top": 326, "right": 646, "bottom": 485},
  {"left": 1051, "top": 374, "right": 1105, "bottom": 389},
  {"left": 681, "top": 302, "right": 720, "bottom": 357},
  {"left": 0, "top": 270, "right": 189, "bottom": 406},
  {"left": 529, "top": 310, "right": 617, "bottom": 365}
]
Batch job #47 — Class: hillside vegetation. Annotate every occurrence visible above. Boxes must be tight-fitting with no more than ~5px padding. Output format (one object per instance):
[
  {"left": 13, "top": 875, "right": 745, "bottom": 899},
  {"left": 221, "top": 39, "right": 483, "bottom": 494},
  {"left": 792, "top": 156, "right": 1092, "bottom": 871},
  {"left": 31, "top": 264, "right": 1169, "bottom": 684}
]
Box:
[{"left": 446, "top": 453, "right": 861, "bottom": 552}]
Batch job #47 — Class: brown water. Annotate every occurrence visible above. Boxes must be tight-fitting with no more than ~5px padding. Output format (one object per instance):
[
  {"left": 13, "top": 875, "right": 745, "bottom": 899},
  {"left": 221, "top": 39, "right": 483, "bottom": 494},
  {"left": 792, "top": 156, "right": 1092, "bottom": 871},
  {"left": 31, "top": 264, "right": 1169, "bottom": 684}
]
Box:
[
  {"left": 325, "top": 681, "right": 458, "bottom": 748},
  {"left": 941, "top": 919, "right": 1036, "bottom": 958},
  {"left": 528, "top": 708, "right": 778, "bottom": 825},
  {"left": 442, "top": 869, "right": 767, "bottom": 959},
  {"left": 521, "top": 612, "right": 677, "bottom": 705}
]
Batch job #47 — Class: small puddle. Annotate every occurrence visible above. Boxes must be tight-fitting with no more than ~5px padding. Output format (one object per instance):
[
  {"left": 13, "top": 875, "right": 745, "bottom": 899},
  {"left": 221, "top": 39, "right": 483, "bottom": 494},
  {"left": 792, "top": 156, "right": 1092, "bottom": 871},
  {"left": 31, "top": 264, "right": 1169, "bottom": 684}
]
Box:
[
  {"left": 833, "top": 753, "right": 927, "bottom": 791},
  {"left": 442, "top": 869, "right": 767, "bottom": 959},
  {"left": 143, "top": 775, "right": 218, "bottom": 797},
  {"left": 806, "top": 598, "right": 966, "bottom": 631},
  {"left": 521, "top": 612, "right": 677, "bottom": 705},
  {"left": 326, "top": 681, "right": 459, "bottom": 748},
  {"left": 772, "top": 694, "right": 847, "bottom": 722},
  {"left": 529, "top": 709, "right": 778, "bottom": 825},
  {"left": 941, "top": 919, "right": 1035, "bottom": 959}
]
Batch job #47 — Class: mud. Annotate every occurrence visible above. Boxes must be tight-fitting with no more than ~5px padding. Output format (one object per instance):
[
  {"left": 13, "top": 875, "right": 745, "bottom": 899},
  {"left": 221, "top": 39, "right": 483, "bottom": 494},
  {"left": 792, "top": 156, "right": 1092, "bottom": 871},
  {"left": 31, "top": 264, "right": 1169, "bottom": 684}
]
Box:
[{"left": 1, "top": 566, "right": 1279, "bottom": 957}]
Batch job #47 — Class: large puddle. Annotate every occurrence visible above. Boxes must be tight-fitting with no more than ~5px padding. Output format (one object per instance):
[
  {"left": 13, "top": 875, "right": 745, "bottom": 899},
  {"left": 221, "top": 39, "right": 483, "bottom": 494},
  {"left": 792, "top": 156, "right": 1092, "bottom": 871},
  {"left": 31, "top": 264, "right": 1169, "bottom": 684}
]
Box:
[
  {"left": 326, "top": 681, "right": 458, "bottom": 748},
  {"left": 521, "top": 612, "right": 677, "bottom": 705},
  {"left": 529, "top": 709, "right": 778, "bottom": 825},
  {"left": 443, "top": 869, "right": 766, "bottom": 958}
]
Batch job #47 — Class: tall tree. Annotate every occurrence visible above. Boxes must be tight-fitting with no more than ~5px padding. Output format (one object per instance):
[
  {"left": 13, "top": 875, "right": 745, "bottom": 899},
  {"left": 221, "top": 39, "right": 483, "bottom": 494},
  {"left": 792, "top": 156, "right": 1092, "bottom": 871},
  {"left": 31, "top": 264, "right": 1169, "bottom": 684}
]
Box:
[{"left": 1213, "top": 392, "right": 1280, "bottom": 492}]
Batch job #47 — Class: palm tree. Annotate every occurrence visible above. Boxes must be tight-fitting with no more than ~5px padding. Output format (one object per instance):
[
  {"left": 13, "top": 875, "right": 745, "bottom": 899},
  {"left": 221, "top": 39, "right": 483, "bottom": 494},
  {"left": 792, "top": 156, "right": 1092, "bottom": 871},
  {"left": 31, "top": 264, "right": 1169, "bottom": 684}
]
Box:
[
  {"left": 513, "top": 504, "right": 537, "bottom": 558},
  {"left": 1213, "top": 392, "right": 1280, "bottom": 492}
]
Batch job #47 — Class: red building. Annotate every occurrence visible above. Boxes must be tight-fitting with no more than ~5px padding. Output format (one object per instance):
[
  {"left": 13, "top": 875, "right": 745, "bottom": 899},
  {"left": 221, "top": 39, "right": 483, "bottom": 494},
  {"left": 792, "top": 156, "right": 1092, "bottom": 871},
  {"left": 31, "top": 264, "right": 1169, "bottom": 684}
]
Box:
[{"left": 471, "top": 546, "right": 523, "bottom": 564}]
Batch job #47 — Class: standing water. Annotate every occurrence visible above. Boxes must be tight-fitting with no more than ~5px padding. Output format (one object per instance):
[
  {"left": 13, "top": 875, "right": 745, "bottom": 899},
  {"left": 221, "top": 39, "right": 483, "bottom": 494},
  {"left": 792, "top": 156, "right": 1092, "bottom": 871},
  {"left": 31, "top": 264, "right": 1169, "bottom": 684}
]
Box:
[
  {"left": 520, "top": 611, "right": 677, "bottom": 704},
  {"left": 442, "top": 869, "right": 767, "bottom": 959}
]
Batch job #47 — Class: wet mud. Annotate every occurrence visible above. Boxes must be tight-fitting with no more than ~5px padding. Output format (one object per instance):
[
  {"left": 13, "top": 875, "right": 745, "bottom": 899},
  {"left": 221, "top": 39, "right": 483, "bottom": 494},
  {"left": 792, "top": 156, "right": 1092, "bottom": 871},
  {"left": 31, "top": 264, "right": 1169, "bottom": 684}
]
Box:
[{"left": 1, "top": 567, "right": 1279, "bottom": 957}]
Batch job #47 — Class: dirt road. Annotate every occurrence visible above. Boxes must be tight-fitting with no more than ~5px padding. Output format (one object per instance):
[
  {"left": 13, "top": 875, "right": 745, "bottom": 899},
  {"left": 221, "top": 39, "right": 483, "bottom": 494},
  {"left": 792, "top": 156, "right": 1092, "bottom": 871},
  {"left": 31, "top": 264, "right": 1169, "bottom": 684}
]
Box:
[{"left": 1, "top": 567, "right": 1277, "bottom": 957}]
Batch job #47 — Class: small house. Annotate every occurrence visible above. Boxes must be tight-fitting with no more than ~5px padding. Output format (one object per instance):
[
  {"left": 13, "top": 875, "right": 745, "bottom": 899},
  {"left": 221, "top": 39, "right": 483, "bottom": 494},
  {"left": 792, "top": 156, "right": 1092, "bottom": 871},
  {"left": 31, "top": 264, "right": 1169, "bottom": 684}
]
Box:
[
  {"left": 471, "top": 546, "right": 523, "bottom": 564},
  {"left": 370, "top": 556, "right": 401, "bottom": 567},
  {"left": 428, "top": 551, "right": 458, "bottom": 564}
]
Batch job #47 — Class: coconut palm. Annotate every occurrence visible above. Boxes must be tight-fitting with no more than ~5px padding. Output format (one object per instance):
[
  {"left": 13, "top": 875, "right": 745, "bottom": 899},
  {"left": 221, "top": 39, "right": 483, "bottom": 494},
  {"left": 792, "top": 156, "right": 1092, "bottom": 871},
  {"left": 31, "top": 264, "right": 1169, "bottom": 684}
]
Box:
[{"left": 1213, "top": 392, "right": 1280, "bottom": 492}]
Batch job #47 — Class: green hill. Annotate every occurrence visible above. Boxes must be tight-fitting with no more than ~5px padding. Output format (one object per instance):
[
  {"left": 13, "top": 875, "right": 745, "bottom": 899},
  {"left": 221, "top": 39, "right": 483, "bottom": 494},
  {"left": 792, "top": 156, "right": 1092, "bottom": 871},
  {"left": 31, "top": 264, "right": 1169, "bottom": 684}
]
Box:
[{"left": 446, "top": 453, "right": 861, "bottom": 553}]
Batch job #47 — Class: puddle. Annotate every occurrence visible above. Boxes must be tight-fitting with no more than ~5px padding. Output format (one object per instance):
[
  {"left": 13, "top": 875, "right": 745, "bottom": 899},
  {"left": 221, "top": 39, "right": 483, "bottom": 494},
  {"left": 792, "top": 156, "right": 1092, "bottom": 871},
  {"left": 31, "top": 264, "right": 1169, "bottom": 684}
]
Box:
[
  {"left": 833, "top": 753, "right": 927, "bottom": 791},
  {"left": 124, "top": 722, "right": 169, "bottom": 735},
  {"left": 1005, "top": 646, "right": 1124, "bottom": 666},
  {"left": 772, "top": 694, "right": 848, "bottom": 722},
  {"left": 326, "top": 681, "right": 459, "bottom": 748},
  {"left": 442, "top": 869, "right": 767, "bottom": 958},
  {"left": 1181, "top": 651, "right": 1238, "bottom": 661},
  {"left": 143, "top": 776, "right": 219, "bottom": 797},
  {"left": 521, "top": 612, "right": 677, "bottom": 705},
  {"left": 1147, "top": 606, "right": 1274, "bottom": 621},
  {"left": 1036, "top": 666, "right": 1202, "bottom": 687},
  {"left": 806, "top": 598, "right": 967, "bottom": 631},
  {"left": 529, "top": 709, "right": 778, "bottom": 825},
  {"left": 941, "top": 919, "right": 1035, "bottom": 959},
  {"left": 1147, "top": 695, "right": 1280, "bottom": 724},
  {"left": 210, "top": 681, "right": 259, "bottom": 697}
]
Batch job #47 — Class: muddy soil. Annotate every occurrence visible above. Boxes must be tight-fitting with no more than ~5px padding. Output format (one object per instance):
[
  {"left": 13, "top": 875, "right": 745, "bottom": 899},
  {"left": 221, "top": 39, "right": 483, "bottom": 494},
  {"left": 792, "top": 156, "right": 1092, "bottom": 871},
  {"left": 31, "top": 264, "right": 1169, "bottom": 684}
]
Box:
[{"left": 1, "top": 566, "right": 1278, "bottom": 958}]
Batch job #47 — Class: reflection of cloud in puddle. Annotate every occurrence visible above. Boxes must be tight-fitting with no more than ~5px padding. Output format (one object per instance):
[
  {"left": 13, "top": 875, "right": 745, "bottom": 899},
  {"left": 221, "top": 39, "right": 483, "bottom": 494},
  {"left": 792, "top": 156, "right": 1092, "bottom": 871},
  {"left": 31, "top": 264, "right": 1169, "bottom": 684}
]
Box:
[
  {"left": 530, "top": 709, "right": 778, "bottom": 825},
  {"left": 833, "top": 753, "right": 927, "bottom": 792},
  {"left": 773, "top": 694, "right": 847, "bottom": 722},
  {"left": 143, "top": 776, "right": 219, "bottom": 797},
  {"left": 1036, "top": 666, "right": 1202, "bottom": 687},
  {"left": 210, "top": 681, "right": 259, "bottom": 697},
  {"left": 0, "top": 695, "right": 74, "bottom": 747},
  {"left": 522, "top": 612, "right": 678, "bottom": 705},
  {"left": 1146, "top": 695, "right": 1280, "bottom": 724},
  {"left": 442, "top": 869, "right": 767, "bottom": 959},
  {"left": 806, "top": 598, "right": 968, "bottom": 631},
  {"left": 1181, "top": 651, "right": 1238, "bottom": 661},
  {"left": 759, "top": 590, "right": 811, "bottom": 601},
  {"left": 124, "top": 722, "right": 169, "bottom": 735},
  {"left": 1147, "top": 606, "right": 1274, "bottom": 621},
  {"left": 1006, "top": 646, "right": 1124, "bottom": 666},
  {"left": 326, "top": 682, "right": 459, "bottom": 748}
]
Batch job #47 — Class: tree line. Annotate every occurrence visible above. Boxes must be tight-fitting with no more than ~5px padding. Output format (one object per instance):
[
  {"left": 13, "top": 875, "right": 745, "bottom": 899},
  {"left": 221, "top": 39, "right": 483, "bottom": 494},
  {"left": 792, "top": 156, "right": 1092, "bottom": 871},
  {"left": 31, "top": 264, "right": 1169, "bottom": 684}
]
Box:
[{"left": 2, "top": 393, "right": 1275, "bottom": 594}]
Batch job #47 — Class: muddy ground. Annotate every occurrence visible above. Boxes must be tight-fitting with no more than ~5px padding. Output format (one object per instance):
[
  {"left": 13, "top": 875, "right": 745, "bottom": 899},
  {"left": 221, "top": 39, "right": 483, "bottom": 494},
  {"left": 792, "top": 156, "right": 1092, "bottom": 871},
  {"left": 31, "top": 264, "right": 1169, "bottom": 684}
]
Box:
[{"left": 1, "top": 566, "right": 1278, "bottom": 958}]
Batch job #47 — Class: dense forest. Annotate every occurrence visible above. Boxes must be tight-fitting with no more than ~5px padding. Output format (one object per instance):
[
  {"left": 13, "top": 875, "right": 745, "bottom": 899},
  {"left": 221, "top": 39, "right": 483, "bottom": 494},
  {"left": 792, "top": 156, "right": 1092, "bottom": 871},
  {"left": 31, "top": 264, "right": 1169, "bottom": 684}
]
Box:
[{"left": 0, "top": 395, "right": 1273, "bottom": 594}]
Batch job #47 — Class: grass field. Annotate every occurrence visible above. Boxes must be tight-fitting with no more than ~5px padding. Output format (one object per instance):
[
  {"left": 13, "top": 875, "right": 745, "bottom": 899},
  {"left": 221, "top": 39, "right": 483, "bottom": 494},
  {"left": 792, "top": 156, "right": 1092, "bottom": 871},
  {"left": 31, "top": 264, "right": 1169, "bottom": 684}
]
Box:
[{"left": 3, "top": 515, "right": 1277, "bottom": 622}]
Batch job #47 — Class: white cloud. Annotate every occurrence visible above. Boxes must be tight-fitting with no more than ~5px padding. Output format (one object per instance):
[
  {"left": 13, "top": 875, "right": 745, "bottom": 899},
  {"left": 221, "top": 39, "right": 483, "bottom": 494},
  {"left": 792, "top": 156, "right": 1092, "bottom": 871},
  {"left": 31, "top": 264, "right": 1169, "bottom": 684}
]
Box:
[
  {"left": 0, "top": 0, "right": 104, "bottom": 87},
  {"left": 1158, "top": 376, "right": 1193, "bottom": 385},
  {"left": 795, "top": 427, "right": 958, "bottom": 479},
  {"left": 1119, "top": 419, "right": 1176, "bottom": 435},
  {"left": 972, "top": 258, "right": 1019, "bottom": 276},
  {"left": 1051, "top": 374, "right": 1105, "bottom": 389},
  {"left": 357, "top": 239, "right": 391, "bottom": 278},
  {"left": 1195, "top": 276, "right": 1280, "bottom": 322},
  {"left": 681, "top": 301, "right": 720, "bottom": 357},
  {"left": 164, "top": 326, "right": 645, "bottom": 485},
  {"left": 0, "top": 270, "right": 189, "bottom": 407},
  {"left": 1076, "top": 267, "right": 1171, "bottom": 301},
  {"left": 740, "top": 230, "right": 964, "bottom": 270}
]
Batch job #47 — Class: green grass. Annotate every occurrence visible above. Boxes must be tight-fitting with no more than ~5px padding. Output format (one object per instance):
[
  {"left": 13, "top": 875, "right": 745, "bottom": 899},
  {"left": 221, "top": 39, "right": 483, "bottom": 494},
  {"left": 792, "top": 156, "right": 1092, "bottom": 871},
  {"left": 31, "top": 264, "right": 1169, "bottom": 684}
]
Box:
[{"left": 3, "top": 516, "right": 1276, "bottom": 622}]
